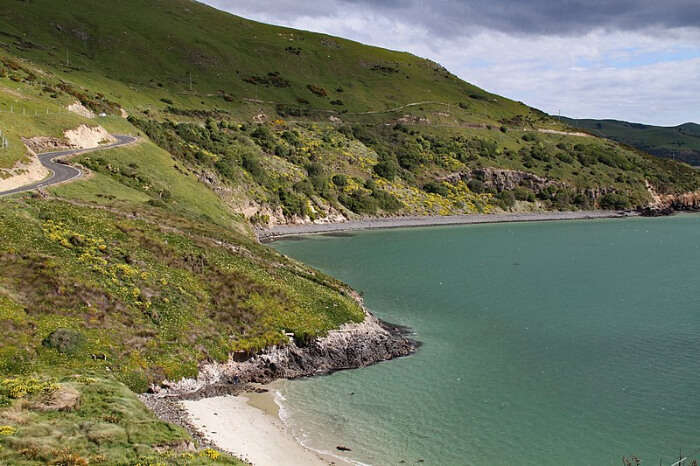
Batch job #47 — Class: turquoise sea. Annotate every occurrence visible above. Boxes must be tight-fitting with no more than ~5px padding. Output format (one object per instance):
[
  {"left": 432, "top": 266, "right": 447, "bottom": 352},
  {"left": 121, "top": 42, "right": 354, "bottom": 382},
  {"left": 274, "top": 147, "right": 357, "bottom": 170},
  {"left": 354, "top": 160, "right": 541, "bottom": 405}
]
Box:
[{"left": 273, "top": 215, "right": 700, "bottom": 465}]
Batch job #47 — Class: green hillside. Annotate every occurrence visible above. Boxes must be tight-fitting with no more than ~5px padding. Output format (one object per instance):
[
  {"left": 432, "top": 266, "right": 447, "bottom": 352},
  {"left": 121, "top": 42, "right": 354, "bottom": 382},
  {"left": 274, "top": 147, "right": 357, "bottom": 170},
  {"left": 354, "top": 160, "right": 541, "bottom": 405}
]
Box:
[
  {"left": 0, "top": 1, "right": 699, "bottom": 463},
  {"left": 0, "top": 0, "right": 529, "bottom": 118},
  {"left": 1, "top": 0, "right": 698, "bottom": 217},
  {"left": 562, "top": 118, "right": 700, "bottom": 166}
]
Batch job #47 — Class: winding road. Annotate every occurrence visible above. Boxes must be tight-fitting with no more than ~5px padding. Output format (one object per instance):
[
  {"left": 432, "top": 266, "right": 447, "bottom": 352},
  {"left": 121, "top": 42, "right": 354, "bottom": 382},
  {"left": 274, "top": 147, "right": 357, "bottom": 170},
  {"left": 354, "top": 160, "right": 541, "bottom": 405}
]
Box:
[{"left": 0, "top": 134, "right": 136, "bottom": 197}]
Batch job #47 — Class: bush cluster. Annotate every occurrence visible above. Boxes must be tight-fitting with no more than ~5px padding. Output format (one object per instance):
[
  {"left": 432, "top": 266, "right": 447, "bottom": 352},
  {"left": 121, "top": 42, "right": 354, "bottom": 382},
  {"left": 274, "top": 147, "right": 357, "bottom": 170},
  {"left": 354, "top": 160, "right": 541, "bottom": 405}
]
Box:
[{"left": 243, "top": 71, "right": 290, "bottom": 88}]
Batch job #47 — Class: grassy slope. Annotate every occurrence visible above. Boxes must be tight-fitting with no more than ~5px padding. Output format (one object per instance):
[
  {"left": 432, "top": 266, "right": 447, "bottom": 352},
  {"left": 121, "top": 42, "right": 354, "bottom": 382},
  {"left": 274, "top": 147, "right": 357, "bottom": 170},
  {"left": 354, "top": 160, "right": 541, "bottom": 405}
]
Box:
[
  {"left": 1, "top": 197, "right": 362, "bottom": 384},
  {"left": 0, "top": 376, "right": 243, "bottom": 465},
  {"left": 0, "top": 0, "right": 529, "bottom": 118},
  {"left": 0, "top": 192, "right": 363, "bottom": 462},
  {"left": 0, "top": 74, "right": 87, "bottom": 169},
  {"left": 562, "top": 117, "right": 700, "bottom": 166}
]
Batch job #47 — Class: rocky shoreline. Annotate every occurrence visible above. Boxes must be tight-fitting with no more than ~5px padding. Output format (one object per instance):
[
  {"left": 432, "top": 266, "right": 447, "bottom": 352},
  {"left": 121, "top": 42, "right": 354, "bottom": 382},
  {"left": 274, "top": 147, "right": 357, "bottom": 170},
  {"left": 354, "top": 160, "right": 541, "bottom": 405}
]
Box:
[
  {"left": 146, "top": 309, "right": 417, "bottom": 401},
  {"left": 142, "top": 305, "right": 418, "bottom": 446},
  {"left": 258, "top": 209, "right": 637, "bottom": 241}
]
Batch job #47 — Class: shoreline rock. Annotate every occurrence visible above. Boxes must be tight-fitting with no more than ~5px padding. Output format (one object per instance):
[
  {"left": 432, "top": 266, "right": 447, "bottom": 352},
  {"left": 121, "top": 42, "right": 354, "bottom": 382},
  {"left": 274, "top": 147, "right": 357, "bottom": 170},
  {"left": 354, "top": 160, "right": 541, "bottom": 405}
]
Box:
[
  {"left": 144, "top": 307, "right": 418, "bottom": 402},
  {"left": 638, "top": 191, "right": 700, "bottom": 216},
  {"left": 140, "top": 280, "right": 417, "bottom": 457}
]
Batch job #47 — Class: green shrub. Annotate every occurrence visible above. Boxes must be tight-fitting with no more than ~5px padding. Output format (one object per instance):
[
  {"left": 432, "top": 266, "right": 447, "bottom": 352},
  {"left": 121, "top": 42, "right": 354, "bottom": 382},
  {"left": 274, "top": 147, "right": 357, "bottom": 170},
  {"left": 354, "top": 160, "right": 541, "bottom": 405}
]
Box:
[
  {"left": 332, "top": 174, "right": 348, "bottom": 187},
  {"left": 274, "top": 144, "right": 291, "bottom": 158},
  {"left": 513, "top": 187, "right": 535, "bottom": 202},
  {"left": 397, "top": 145, "right": 425, "bottom": 170},
  {"left": 242, "top": 153, "right": 267, "bottom": 183},
  {"left": 372, "top": 188, "right": 402, "bottom": 212},
  {"left": 599, "top": 193, "right": 630, "bottom": 210},
  {"left": 467, "top": 179, "right": 484, "bottom": 193},
  {"left": 281, "top": 130, "right": 301, "bottom": 147},
  {"left": 243, "top": 71, "right": 290, "bottom": 87},
  {"left": 305, "top": 162, "right": 323, "bottom": 177},
  {"left": 251, "top": 125, "right": 275, "bottom": 152},
  {"left": 307, "top": 84, "right": 327, "bottom": 97},
  {"left": 42, "top": 329, "right": 85, "bottom": 355},
  {"left": 339, "top": 191, "right": 376, "bottom": 214},
  {"left": 496, "top": 190, "right": 516, "bottom": 209},
  {"left": 278, "top": 188, "right": 309, "bottom": 217},
  {"left": 119, "top": 370, "right": 149, "bottom": 393},
  {"left": 556, "top": 152, "right": 574, "bottom": 163},
  {"left": 338, "top": 184, "right": 401, "bottom": 214},
  {"left": 423, "top": 181, "right": 450, "bottom": 197},
  {"left": 373, "top": 155, "right": 399, "bottom": 180}
]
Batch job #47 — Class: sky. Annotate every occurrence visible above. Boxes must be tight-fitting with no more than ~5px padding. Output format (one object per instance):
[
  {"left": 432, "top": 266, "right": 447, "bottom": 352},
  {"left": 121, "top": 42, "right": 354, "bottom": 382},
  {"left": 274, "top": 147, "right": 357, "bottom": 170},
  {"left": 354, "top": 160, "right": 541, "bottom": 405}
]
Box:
[{"left": 202, "top": 1, "right": 700, "bottom": 126}]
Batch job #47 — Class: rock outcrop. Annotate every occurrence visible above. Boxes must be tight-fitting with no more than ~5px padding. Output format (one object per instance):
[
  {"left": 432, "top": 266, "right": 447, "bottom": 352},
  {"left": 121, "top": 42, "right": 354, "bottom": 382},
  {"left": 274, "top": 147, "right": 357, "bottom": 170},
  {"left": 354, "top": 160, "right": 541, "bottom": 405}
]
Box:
[
  {"left": 640, "top": 189, "right": 700, "bottom": 216},
  {"left": 439, "top": 167, "right": 559, "bottom": 193},
  {"left": 639, "top": 180, "right": 700, "bottom": 215},
  {"left": 147, "top": 308, "right": 417, "bottom": 400},
  {"left": 440, "top": 167, "right": 621, "bottom": 202}
]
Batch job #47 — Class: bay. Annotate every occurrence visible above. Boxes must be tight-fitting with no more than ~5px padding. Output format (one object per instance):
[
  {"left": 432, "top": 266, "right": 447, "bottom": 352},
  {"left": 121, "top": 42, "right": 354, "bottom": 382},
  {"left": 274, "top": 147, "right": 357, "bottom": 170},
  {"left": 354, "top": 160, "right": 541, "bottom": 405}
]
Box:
[{"left": 273, "top": 215, "right": 700, "bottom": 465}]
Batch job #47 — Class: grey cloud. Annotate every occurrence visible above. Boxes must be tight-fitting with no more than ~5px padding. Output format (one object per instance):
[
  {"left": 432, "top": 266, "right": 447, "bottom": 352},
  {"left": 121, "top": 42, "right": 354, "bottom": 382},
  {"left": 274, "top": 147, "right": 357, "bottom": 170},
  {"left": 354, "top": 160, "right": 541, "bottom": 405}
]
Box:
[
  {"left": 202, "top": 1, "right": 700, "bottom": 125},
  {"left": 205, "top": 0, "right": 700, "bottom": 37}
]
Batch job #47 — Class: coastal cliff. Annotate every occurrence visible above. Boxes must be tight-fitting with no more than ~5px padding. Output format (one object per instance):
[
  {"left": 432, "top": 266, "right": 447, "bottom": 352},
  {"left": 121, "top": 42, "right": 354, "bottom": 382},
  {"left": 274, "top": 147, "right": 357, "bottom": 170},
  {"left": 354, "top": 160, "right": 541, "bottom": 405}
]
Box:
[
  {"left": 640, "top": 183, "right": 700, "bottom": 215},
  {"left": 145, "top": 308, "right": 417, "bottom": 401}
]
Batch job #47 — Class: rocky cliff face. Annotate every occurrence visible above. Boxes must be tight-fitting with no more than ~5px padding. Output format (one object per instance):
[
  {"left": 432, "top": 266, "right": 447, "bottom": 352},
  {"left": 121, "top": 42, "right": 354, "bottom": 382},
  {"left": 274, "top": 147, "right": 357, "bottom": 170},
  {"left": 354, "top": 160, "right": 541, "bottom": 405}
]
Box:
[
  {"left": 440, "top": 167, "right": 619, "bottom": 201},
  {"left": 640, "top": 184, "right": 700, "bottom": 215},
  {"left": 472, "top": 167, "right": 558, "bottom": 192},
  {"left": 439, "top": 167, "right": 558, "bottom": 193},
  {"left": 146, "top": 309, "right": 417, "bottom": 400}
]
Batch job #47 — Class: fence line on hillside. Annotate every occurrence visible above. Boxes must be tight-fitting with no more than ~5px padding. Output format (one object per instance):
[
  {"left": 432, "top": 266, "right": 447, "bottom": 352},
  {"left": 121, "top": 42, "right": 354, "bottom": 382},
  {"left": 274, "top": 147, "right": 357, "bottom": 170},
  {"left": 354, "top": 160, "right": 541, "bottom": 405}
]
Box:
[{"left": 0, "top": 106, "right": 79, "bottom": 116}]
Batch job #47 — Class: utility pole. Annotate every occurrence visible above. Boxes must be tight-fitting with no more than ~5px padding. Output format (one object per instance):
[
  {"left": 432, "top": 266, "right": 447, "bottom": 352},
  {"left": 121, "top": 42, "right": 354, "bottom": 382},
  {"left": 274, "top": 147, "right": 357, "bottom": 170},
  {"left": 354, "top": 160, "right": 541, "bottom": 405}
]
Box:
[
  {"left": 188, "top": 72, "right": 193, "bottom": 91},
  {"left": 66, "top": 48, "right": 70, "bottom": 67}
]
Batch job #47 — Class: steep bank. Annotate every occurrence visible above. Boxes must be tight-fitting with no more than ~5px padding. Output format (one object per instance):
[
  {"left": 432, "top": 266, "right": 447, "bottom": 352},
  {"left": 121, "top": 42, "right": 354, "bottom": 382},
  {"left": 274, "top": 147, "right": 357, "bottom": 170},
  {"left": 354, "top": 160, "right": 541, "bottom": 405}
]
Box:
[{"left": 146, "top": 307, "right": 417, "bottom": 400}]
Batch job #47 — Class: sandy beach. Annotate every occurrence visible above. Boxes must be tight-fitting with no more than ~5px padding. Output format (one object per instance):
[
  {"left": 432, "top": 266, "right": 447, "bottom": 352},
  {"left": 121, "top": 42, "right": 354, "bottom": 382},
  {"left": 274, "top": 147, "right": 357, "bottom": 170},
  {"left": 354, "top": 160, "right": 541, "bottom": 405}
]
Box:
[
  {"left": 182, "top": 390, "right": 351, "bottom": 466},
  {"left": 259, "top": 210, "right": 637, "bottom": 241}
]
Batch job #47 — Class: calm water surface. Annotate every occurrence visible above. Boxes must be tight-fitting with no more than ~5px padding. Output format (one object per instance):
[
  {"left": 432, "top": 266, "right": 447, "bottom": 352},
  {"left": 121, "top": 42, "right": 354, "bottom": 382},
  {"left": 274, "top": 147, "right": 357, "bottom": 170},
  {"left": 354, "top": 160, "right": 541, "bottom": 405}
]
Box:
[{"left": 273, "top": 215, "right": 700, "bottom": 465}]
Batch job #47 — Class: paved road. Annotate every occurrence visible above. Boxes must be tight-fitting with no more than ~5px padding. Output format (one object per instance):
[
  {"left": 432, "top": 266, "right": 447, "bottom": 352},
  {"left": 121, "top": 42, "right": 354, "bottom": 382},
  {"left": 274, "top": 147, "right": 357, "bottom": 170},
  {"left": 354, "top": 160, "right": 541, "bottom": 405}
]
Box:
[{"left": 0, "top": 134, "right": 136, "bottom": 197}]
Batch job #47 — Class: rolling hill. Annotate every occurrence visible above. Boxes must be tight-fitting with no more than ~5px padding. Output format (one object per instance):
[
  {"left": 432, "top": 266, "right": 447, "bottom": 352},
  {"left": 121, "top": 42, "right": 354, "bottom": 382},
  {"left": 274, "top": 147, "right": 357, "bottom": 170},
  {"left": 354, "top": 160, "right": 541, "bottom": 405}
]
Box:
[{"left": 562, "top": 118, "right": 700, "bottom": 166}]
